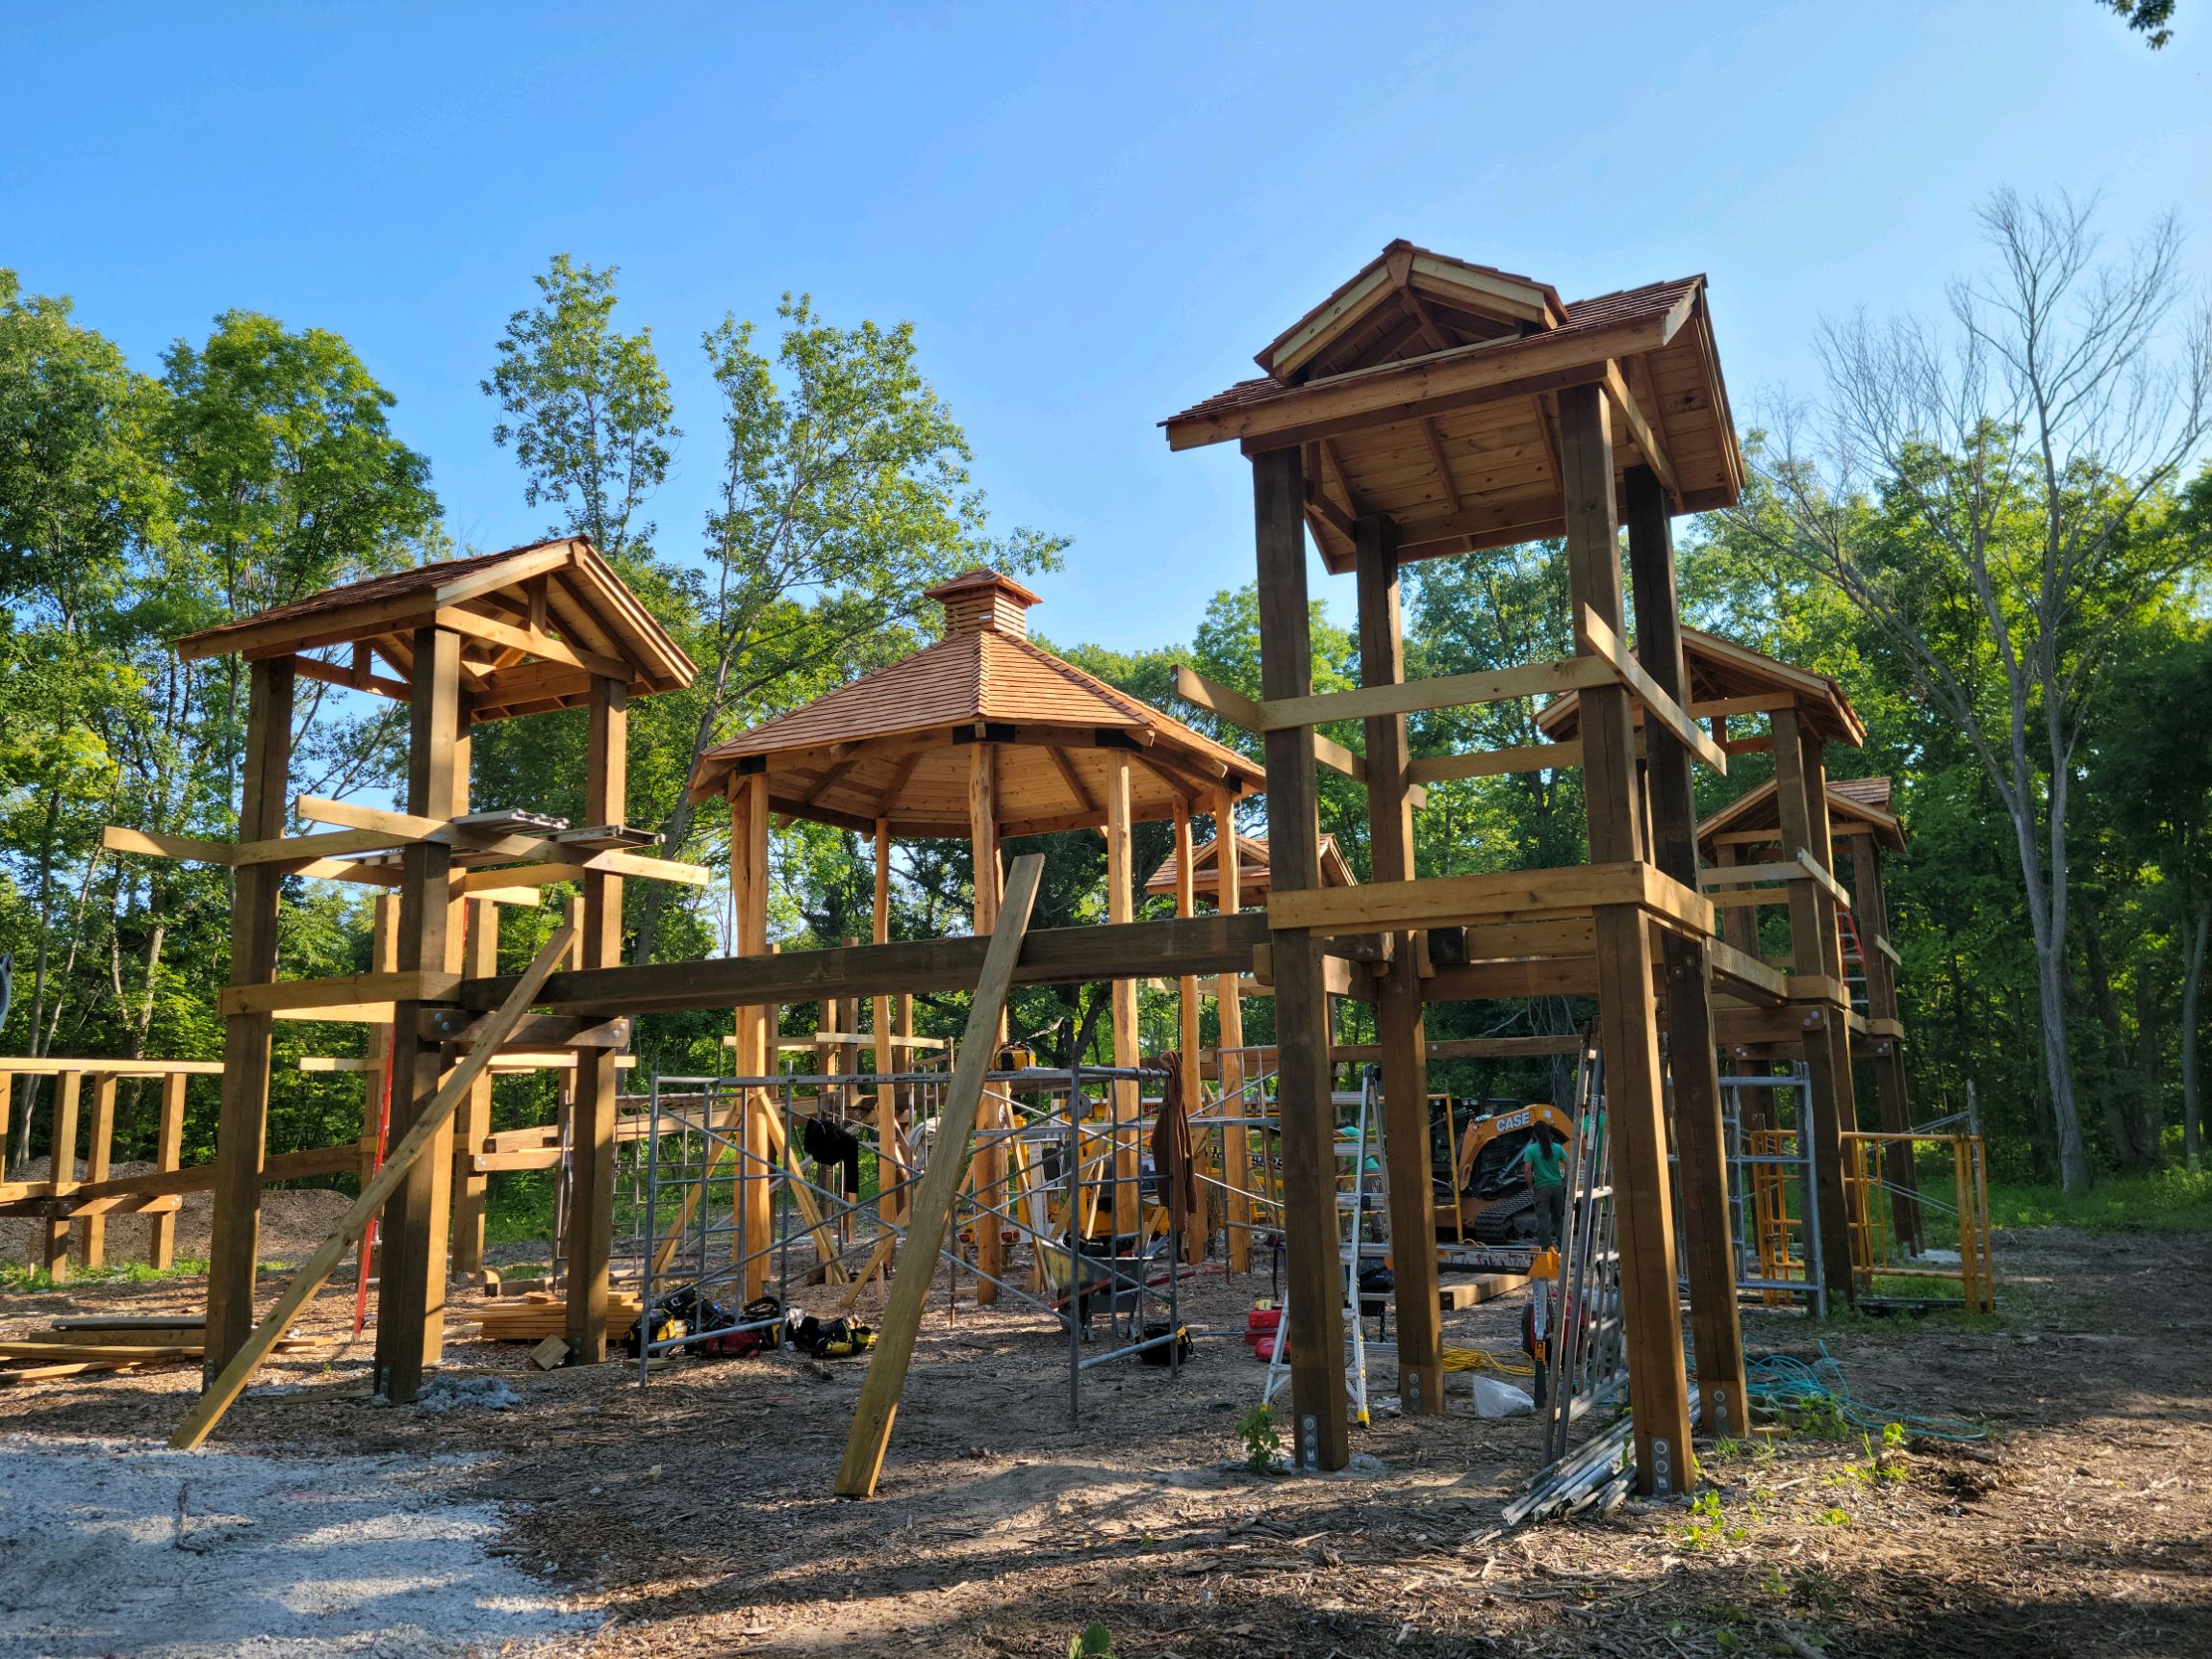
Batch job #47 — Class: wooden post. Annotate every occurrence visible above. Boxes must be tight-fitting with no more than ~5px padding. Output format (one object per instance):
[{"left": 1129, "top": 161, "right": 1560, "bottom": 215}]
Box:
[
  {"left": 969, "top": 739, "right": 1007, "bottom": 1301},
  {"left": 149, "top": 1070, "right": 188, "bottom": 1269},
  {"left": 1173, "top": 798, "right": 1206, "bottom": 1264},
  {"left": 1625, "top": 464, "right": 1748, "bottom": 1439},
  {"left": 729, "top": 769, "right": 773, "bottom": 1299},
  {"left": 1716, "top": 842, "right": 1760, "bottom": 957},
  {"left": 564, "top": 674, "right": 628, "bottom": 1360},
  {"left": 1773, "top": 706, "right": 1858, "bottom": 1306},
  {"left": 1252, "top": 445, "right": 1350, "bottom": 1472},
  {"left": 873, "top": 817, "right": 903, "bottom": 1225},
  {"left": 204, "top": 655, "right": 294, "bottom": 1378},
  {"left": 450, "top": 896, "right": 499, "bottom": 1280},
  {"left": 42, "top": 1072, "right": 83, "bottom": 1279},
  {"left": 1105, "top": 751, "right": 1142, "bottom": 1244},
  {"left": 373, "top": 625, "right": 461, "bottom": 1402},
  {"left": 835, "top": 855, "right": 1044, "bottom": 1498},
  {"left": 75, "top": 1075, "right": 118, "bottom": 1268},
  {"left": 174, "top": 924, "right": 575, "bottom": 1451},
  {"left": 1561, "top": 384, "right": 1691, "bottom": 1496},
  {"left": 1849, "top": 835, "right": 1920, "bottom": 1249},
  {"left": 1213, "top": 787, "right": 1251, "bottom": 1273},
  {"left": 361, "top": 895, "right": 398, "bottom": 1188},
  {"left": 1353, "top": 512, "right": 1443, "bottom": 1417},
  {"left": 0, "top": 1069, "right": 12, "bottom": 1187}
]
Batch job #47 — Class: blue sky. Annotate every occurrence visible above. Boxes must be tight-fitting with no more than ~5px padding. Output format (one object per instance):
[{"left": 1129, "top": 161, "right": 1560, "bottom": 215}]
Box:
[{"left": 5, "top": 2, "right": 2207, "bottom": 651}]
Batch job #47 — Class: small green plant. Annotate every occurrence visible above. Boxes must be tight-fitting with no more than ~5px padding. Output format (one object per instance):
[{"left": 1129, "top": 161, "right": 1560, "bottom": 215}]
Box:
[
  {"left": 1788, "top": 1395, "right": 1852, "bottom": 1441},
  {"left": 1673, "top": 1489, "right": 1747, "bottom": 1550},
  {"left": 1070, "top": 1623, "right": 1115, "bottom": 1658},
  {"left": 1817, "top": 1505, "right": 1851, "bottom": 1526},
  {"left": 1237, "top": 1403, "right": 1284, "bottom": 1473}
]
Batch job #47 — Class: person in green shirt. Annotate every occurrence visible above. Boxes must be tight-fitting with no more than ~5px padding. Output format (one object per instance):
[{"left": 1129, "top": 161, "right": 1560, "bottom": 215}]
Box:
[{"left": 1518, "top": 1126, "right": 1568, "bottom": 1247}]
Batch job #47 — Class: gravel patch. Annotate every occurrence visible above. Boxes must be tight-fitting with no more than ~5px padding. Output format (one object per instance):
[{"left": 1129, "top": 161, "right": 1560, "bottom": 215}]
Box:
[{"left": 0, "top": 1436, "right": 595, "bottom": 1657}]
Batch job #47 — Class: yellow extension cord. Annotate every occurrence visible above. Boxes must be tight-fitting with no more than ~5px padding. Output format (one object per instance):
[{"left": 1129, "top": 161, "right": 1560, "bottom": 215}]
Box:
[{"left": 1440, "top": 1345, "right": 1535, "bottom": 1378}]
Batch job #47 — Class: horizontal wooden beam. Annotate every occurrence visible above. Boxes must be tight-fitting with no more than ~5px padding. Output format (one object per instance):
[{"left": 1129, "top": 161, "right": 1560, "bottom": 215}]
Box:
[
  {"left": 1259, "top": 655, "right": 1617, "bottom": 733},
  {"left": 65, "top": 1140, "right": 367, "bottom": 1203},
  {"left": 1575, "top": 606, "right": 1727, "bottom": 774},
  {"left": 1706, "top": 938, "right": 1789, "bottom": 1006},
  {"left": 0, "top": 1057, "right": 222, "bottom": 1077},
  {"left": 1165, "top": 313, "right": 1684, "bottom": 452},
  {"left": 1408, "top": 741, "right": 1585, "bottom": 784},
  {"left": 1267, "top": 862, "right": 1713, "bottom": 940},
  {"left": 451, "top": 910, "right": 1277, "bottom": 1016},
  {"left": 1170, "top": 665, "right": 1423, "bottom": 807},
  {"left": 217, "top": 971, "right": 460, "bottom": 1018},
  {"left": 1331, "top": 1034, "right": 1589, "bottom": 1061}
]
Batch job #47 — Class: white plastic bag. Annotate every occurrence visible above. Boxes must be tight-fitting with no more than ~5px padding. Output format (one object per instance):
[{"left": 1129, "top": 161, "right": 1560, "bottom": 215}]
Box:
[{"left": 1469, "top": 1374, "right": 1536, "bottom": 1417}]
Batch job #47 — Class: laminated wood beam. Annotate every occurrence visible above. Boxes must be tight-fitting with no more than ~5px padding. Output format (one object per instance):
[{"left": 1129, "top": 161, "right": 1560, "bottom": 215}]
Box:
[
  {"left": 567, "top": 676, "right": 629, "bottom": 1360},
  {"left": 1354, "top": 514, "right": 1442, "bottom": 1417},
  {"left": 1562, "top": 382, "right": 1691, "bottom": 1497},
  {"left": 1255, "top": 655, "right": 1616, "bottom": 733},
  {"left": 835, "top": 854, "right": 1043, "bottom": 1498},
  {"left": 172, "top": 923, "right": 575, "bottom": 1450},
  {"left": 1626, "top": 463, "right": 1745, "bottom": 1439},
  {"left": 203, "top": 657, "right": 293, "bottom": 1377},
  {"left": 451, "top": 911, "right": 1273, "bottom": 1016},
  {"left": 1268, "top": 863, "right": 1713, "bottom": 938},
  {"left": 1407, "top": 741, "right": 1584, "bottom": 783},
  {"left": 1250, "top": 445, "right": 1349, "bottom": 1473}
]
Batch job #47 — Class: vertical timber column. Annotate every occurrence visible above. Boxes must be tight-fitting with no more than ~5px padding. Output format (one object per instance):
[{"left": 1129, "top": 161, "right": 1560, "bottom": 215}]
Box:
[
  {"left": 1173, "top": 798, "right": 1206, "bottom": 1264},
  {"left": 361, "top": 896, "right": 398, "bottom": 1187},
  {"left": 1353, "top": 512, "right": 1443, "bottom": 1417},
  {"left": 450, "top": 896, "right": 500, "bottom": 1281},
  {"left": 150, "top": 1070, "right": 189, "bottom": 1269},
  {"left": 969, "top": 740, "right": 1006, "bottom": 1300},
  {"left": 1716, "top": 843, "right": 1760, "bottom": 958},
  {"left": 1105, "top": 753, "right": 1143, "bottom": 1242},
  {"left": 1252, "top": 445, "right": 1350, "bottom": 1471},
  {"left": 373, "top": 625, "right": 460, "bottom": 1402},
  {"left": 565, "top": 674, "right": 627, "bottom": 1358},
  {"left": 1625, "top": 465, "right": 1748, "bottom": 1438},
  {"left": 418, "top": 685, "right": 475, "bottom": 1356},
  {"left": 729, "top": 772, "right": 773, "bottom": 1298},
  {"left": 205, "top": 655, "right": 294, "bottom": 1379},
  {"left": 873, "top": 818, "right": 903, "bottom": 1225},
  {"left": 76, "top": 1076, "right": 118, "bottom": 1268},
  {"left": 42, "top": 1072, "right": 83, "bottom": 1279},
  {"left": 1561, "top": 385, "right": 1692, "bottom": 1495},
  {"left": 1772, "top": 706, "right": 1857, "bottom": 1305},
  {"left": 1851, "top": 835, "right": 1920, "bottom": 1249},
  {"left": 1212, "top": 786, "right": 1251, "bottom": 1273}
]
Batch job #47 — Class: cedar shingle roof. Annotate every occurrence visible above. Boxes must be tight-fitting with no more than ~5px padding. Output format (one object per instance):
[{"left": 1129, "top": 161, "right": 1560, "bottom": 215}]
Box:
[
  {"left": 687, "top": 570, "right": 1265, "bottom": 835},
  {"left": 1696, "top": 776, "right": 1906, "bottom": 855},
  {"left": 1535, "top": 627, "right": 1866, "bottom": 749},
  {"left": 174, "top": 537, "right": 697, "bottom": 719},
  {"left": 1167, "top": 275, "right": 1701, "bottom": 428},
  {"left": 1142, "top": 832, "right": 1355, "bottom": 905}
]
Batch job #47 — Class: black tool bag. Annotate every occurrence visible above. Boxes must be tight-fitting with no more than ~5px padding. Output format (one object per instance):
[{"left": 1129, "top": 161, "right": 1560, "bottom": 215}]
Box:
[{"left": 801, "top": 1113, "right": 863, "bottom": 1197}]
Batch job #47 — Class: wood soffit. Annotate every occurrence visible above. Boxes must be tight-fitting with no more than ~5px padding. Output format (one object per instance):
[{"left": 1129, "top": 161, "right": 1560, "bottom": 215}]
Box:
[
  {"left": 1162, "top": 241, "right": 1746, "bottom": 571},
  {"left": 172, "top": 538, "right": 699, "bottom": 724}
]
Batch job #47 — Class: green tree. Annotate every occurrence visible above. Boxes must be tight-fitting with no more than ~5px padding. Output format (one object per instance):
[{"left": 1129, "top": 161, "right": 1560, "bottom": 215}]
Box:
[
  {"left": 484, "top": 254, "right": 675, "bottom": 565},
  {"left": 1726, "top": 190, "right": 2212, "bottom": 1192}
]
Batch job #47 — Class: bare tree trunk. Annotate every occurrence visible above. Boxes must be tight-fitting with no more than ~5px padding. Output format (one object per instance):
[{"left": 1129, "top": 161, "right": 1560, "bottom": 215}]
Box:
[{"left": 2183, "top": 897, "right": 2208, "bottom": 1169}]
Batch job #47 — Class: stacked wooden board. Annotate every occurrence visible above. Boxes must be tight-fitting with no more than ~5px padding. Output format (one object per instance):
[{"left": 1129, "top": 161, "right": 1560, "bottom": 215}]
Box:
[{"left": 472, "top": 1290, "right": 641, "bottom": 1342}]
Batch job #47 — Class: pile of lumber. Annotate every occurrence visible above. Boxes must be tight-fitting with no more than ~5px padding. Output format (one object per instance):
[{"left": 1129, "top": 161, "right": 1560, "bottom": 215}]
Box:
[
  {"left": 0, "top": 1315, "right": 332, "bottom": 1386},
  {"left": 472, "top": 1290, "right": 641, "bottom": 1341}
]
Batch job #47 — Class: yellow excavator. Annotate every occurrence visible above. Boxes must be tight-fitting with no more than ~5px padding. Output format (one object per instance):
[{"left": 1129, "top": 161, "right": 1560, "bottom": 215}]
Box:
[{"left": 1430, "top": 1097, "right": 1576, "bottom": 1245}]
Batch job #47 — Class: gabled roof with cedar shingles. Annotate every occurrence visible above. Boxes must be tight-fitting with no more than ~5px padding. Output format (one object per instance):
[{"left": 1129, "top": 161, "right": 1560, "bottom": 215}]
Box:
[
  {"left": 687, "top": 570, "right": 1265, "bottom": 838},
  {"left": 174, "top": 537, "right": 696, "bottom": 721},
  {"left": 1142, "top": 831, "right": 1356, "bottom": 906},
  {"left": 1164, "top": 242, "right": 1742, "bottom": 572},
  {"left": 1696, "top": 775, "right": 1906, "bottom": 855},
  {"left": 1535, "top": 627, "right": 1865, "bottom": 749}
]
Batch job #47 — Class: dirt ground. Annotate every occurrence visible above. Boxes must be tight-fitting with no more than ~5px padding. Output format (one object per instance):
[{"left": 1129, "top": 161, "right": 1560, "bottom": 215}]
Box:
[{"left": 2, "top": 1224, "right": 2207, "bottom": 1658}]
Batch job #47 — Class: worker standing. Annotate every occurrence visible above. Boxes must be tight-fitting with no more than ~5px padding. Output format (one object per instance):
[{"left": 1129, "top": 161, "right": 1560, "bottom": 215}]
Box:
[{"left": 1518, "top": 1125, "right": 1568, "bottom": 1247}]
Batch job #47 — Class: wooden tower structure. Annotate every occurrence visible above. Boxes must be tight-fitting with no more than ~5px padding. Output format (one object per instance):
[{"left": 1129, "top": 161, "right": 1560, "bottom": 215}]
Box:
[
  {"left": 1699, "top": 772, "right": 1919, "bottom": 1255},
  {"left": 131, "top": 538, "right": 700, "bottom": 1400},
  {"left": 1163, "top": 239, "right": 1753, "bottom": 1490},
  {"left": 1541, "top": 626, "right": 1872, "bottom": 1301},
  {"left": 688, "top": 568, "right": 1265, "bottom": 1298}
]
